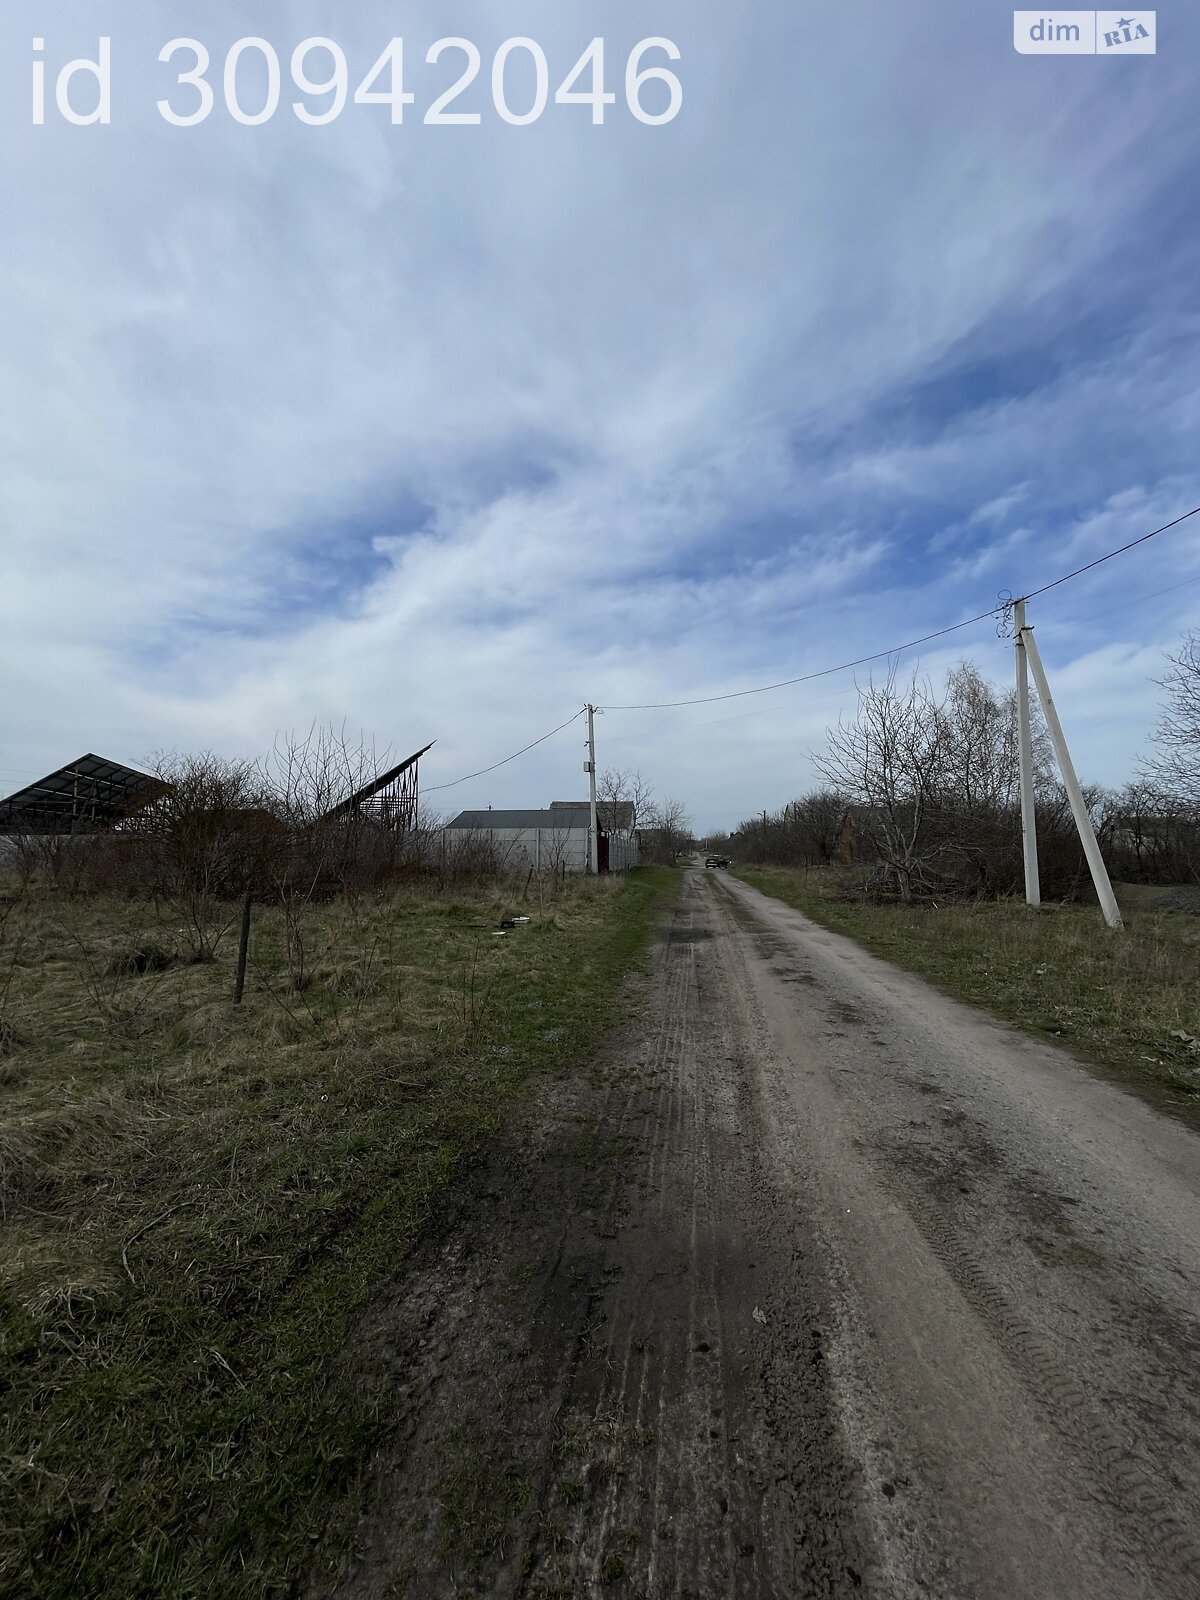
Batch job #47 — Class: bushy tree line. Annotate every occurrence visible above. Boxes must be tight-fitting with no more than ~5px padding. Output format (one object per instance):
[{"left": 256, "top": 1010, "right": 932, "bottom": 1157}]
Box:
[{"left": 722, "top": 635, "right": 1200, "bottom": 902}]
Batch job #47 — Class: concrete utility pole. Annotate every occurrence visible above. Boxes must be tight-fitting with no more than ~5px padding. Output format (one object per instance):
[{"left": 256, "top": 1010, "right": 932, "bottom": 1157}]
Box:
[
  {"left": 586, "top": 703, "right": 599, "bottom": 875},
  {"left": 1013, "top": 600, "right": 1041, "bottom": 907},
  {"left": 1017, "top": 614, "right": 1123, "bottom": 931}
]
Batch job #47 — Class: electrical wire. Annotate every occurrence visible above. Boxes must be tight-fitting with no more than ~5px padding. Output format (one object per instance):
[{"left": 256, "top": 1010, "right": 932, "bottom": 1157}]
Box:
[
  {"left": 665, "top": 568, "right": 1200, "bottom": 732},
  {"left": 424, "top": 707, "right": 585, "bottom": 792},
  {"left": 1020, "top": 504, "right": 1200, "bottom": 602},
  {"left": 599, "top": 503, "right": 1200, "bottom": 713},
  {"left": 1042, "top": 569, "right": 1200, "bottom": 631},
  {"left": 598, "top": 607, "right": 1001, "bottom": 711}
]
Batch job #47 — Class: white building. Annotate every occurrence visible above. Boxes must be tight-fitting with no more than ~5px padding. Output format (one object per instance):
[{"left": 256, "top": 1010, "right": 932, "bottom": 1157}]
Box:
[{"left": 442, "top": 807, "right": 639, "bottom": 873}]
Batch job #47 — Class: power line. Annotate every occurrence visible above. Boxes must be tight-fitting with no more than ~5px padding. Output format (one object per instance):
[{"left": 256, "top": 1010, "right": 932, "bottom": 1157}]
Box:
[
  {"left": 424, "top": 708, "right": 584, "bottom": 793},
  {"left": 1046, "top": 569, "right": 1200, "bottom": 631},
  {"left": 1020, "top": 504, "right": 1200, "bottom": 602},
  {"left": 599, "top": 607, "right": 1000, "bottom": 711},
  {"left": 600, "top": 503, "right": 1200, "bottom": 713},
  {"left": 410, "top": 503, "right": 1198, "bottom": 809},
  {"left": 650, "top": 569, "right": 1200, "bottom": 735}
]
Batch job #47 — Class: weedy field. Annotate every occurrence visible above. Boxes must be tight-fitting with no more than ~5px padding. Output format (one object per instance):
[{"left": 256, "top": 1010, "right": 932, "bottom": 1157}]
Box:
[
  {"left": 0, "top": 866, "right": 680, "bottom": 1600},
  {"left": 734, "top": 865, "right": 1200, "bottom": 1130}
]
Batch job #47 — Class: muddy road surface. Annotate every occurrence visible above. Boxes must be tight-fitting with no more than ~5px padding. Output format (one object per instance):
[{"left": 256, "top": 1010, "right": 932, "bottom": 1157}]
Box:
[{"left": 333, "top": 868, "right": 1200, "bottom": 1599}]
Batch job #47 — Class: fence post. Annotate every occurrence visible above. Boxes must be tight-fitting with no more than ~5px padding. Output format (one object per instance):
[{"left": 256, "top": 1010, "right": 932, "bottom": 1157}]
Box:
[{"left": 233, "top": 890, "right": 252, "bottom": 1003}]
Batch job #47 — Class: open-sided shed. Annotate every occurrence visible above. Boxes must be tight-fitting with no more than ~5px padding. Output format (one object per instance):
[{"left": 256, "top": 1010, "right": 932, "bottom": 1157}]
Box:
[
  {"left": 318, "top": 742, "right": 434, "bottom": 833},
  {"left": 0, "top": 754, "right": 165, "bottom": 836}
]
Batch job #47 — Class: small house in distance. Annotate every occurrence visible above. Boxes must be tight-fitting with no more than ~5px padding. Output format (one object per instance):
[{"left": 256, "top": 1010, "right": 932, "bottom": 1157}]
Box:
[{"left": 443, "top": 805, "right": 639, "bottom": 873}]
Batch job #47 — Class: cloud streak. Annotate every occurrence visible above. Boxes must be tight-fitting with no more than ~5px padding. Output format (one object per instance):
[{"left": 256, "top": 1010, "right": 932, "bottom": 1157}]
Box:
[{"left": 2, "top": 1, "right": 1199, "bottom": 828}]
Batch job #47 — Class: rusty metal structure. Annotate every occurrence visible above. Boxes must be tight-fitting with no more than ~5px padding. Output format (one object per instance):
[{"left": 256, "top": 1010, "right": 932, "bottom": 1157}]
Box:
[
  {"left": 319, "top": 742, "right": 434, "bottom": 833},
  {"left": 0, "top": 754, "right": 165, "bottom": 835}
]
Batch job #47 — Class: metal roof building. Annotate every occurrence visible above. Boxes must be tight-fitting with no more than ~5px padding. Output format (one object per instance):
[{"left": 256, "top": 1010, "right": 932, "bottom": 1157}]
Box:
[
  {"left": 550, "top": 799, "right": 637, "bottom": 831},
  {"left": 444, "top": 807, "right": 637, "bottom": 872},
  {"left": 447, "top": 808, "right": 590, "bottom": 831}
]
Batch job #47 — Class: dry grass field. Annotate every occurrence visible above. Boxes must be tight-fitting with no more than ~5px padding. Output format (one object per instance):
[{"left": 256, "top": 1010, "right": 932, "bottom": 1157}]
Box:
[{"left": 0, "top": 867, "right": 680, "bottom": 1599}]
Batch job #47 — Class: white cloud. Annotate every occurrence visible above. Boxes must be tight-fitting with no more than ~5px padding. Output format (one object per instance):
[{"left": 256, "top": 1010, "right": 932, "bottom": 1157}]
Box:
[{"left": 2, "top": 1, "right": 1199, "bottom": 829}]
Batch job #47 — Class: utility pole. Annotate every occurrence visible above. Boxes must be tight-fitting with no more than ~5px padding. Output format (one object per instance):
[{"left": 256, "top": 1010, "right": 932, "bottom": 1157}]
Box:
[
  {"left": 1016, "top": 613, "right": 1123, "bottom": 931},
  {"left": 586, "top": 703, "right": 599, "bottom": 875},
  {"left": 1013, "top": 599, "right": 1041, "bottom": 907}
]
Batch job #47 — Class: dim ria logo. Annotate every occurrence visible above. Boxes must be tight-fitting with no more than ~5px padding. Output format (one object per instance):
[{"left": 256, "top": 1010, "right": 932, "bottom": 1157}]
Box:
[{"left": 1013, "top": 11, "right": 1156, "bottom": 53}]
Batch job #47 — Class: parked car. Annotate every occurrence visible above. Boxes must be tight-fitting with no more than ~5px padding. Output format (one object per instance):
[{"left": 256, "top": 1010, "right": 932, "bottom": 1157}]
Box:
[{"left": 705, "top": 855, "right": 721, "bottom": 867}]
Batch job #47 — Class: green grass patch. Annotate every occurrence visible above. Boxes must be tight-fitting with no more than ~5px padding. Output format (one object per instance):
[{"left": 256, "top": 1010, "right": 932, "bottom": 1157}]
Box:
[
  {"left": 733, "top": 865, "right": 1200, "bottom": 1129},
  {"left": 434, "top": 1430, "right": 532, "bottom": 1567},
  {"left": 0, "top": 867, "right": 680, "bottom": 1599}
]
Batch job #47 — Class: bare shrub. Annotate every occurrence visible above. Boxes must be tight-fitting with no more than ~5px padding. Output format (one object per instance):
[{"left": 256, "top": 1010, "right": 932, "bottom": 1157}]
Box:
[
  {"left": 134, "top": 751, "right": 276, "bottom": 961},
  {"left": 107, "top": 939, "right": 178, "bottom": 977},
  {"left": 722, "top": 789, "right": 848, "bottom": 867},
  {"left": 0, "top": 889, "right": 29, "bottom": 1052},
  {"left": 9, "top": 834, "right": 96, "bottom": 897},
  {"left": 260, "top": 724, "right": 407, "bottom": 987}
]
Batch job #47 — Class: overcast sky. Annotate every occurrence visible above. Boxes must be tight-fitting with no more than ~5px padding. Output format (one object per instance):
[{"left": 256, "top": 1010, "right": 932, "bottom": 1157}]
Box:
[{"left": 2, "top": 2, "right": 1198, "bottom": 832}]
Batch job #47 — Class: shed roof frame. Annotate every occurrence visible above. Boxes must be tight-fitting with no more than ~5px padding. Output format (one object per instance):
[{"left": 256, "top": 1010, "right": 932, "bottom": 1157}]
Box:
[{"left": 0, "top": 753, "right": 164, "bottom": 836}]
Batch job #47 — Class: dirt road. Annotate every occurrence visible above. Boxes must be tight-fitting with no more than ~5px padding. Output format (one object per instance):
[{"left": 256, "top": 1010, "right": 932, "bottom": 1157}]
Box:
[{"left": 333, "top": 867, "right": 1200, "bottom": 1599}]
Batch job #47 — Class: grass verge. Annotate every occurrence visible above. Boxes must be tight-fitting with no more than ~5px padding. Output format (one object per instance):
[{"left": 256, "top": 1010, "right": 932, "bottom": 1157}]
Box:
[
  {"left": 0, "top": 867, "right": 680, "bottom": 1599},
  {"left": 732, "top": 865, "right": 1200, "bottom": 1130}
]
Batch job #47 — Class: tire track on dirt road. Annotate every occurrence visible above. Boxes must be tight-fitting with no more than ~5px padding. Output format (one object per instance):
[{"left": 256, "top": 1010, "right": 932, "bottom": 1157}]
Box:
[
  {"left": 531, "top": 870, "right": 869, "bottom": 1599},
  {"left": 332, "top": 871, "right": 872, "bottom": 1599},
  {"left": 709, "top": 867, "right": 1200, "bottom": 1598},
  {"left": 330, "top": 867, "right": 1199, "bottom": 1598}
]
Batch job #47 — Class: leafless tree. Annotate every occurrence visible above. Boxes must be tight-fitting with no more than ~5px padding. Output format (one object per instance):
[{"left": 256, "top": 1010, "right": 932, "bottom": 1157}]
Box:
[
  {"left": 813, "top": 666, "right": 946, "bottom": 901},
  {"left": 260, "top": 724, "right": 398, "bottom": 984},
  {"left": 1141, "top": 630, "right": 1200, "bottom": 812},
  {"left": 929, "top": 662, "right": 1056, "bottom": 890},
  {"left": 599, "top": 768, "right": 695, "bottom": 864},
  {"left": 641, "top": 797, "right": 693, "bottom": 864},
  {"left": 791, "top": 790, "right": 849, "bottom": 864},
  {"left": 597, "top": 768, "right": 655, "bottom": 839}
]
